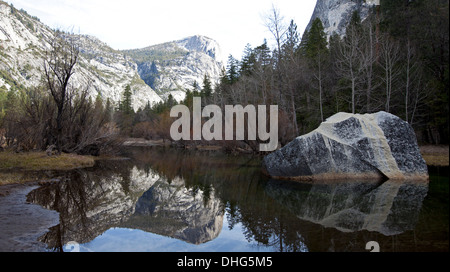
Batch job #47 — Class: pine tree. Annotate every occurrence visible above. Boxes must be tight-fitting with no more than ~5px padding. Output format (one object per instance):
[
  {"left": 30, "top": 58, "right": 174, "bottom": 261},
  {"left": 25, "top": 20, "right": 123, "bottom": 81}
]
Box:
[
  {"left": 219, "top": 67, "right": 228, "bottom": 86},
  {"left": 122, "top": 85, "right": 133, "bottom": 115},
  {"left": 283, "top": 20, "right": 299, "bottom": 58},
  {"left": 226, "top": 55, "right": 239, "bottom": 84},
  {"left": 240, "top": 44, "right": 256, "bottom": 77},
  {"left": 302, "top": 18, "right": 328, "bottom": 59},
  {"left": 348, "top": 10, "right": 362, "bottom": 33},
  {"left": 202, "top": 74, "right": 213, "bottom": 97},
  {"left": 302, "top": 18, "right": 329, "bottom": 122},
  {"left": 254, "top": 40, "right": 272, "bottom": 67},
  {"left": 105, "top": 97, "right": 113, "bottom": 122},
  {"left": 166, "top": 94, "right": 176, "bottom": 108},
  {"left": 192, "top": 81, "right": 200, "bottom": 95}
]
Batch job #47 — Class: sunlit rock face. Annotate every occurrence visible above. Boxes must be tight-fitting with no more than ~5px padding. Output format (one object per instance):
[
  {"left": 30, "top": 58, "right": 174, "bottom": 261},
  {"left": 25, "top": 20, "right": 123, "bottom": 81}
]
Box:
[
  {"left": 263, "top": 112, "right": 428, "bottom": 181},
  {"left": 0, "top": 3, "right": 163, "bottom": 111},
  {"left": 304, "top": 0, "right": 375, "bottom": 39},
  {"left": 127, "top": 177, "right": 224, "bottom": 244},
  {"left": 1, "top": 3, "right": 224, "bottom": 108},
  {"left": 124, "top": 35, "right": 224, "bottom": 102}
]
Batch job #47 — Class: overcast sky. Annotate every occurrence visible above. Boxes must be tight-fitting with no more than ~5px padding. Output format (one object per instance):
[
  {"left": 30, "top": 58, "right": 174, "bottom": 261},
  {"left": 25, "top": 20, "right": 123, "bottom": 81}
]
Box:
[{"left": 7, "top": 0, "right": 317, "bottom": 62}]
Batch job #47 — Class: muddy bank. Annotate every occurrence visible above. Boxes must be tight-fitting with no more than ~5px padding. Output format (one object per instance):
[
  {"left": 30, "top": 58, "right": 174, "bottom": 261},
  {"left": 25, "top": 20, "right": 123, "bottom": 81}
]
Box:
[{"left": 0, "top": 183, "right": 59, "bottom": 252}]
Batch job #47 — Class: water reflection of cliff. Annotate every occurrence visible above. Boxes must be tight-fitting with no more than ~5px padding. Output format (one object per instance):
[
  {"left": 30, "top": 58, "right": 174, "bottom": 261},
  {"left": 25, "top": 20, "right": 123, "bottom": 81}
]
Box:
[
  {"left": 123, "top": 177, "right": 223, "bottom": 244},
  {"left": 27, "top": 157, "right": 224, "bottom": 250},
  {"left": 26, "top": 147, "right": 435, "bottom": 251}
]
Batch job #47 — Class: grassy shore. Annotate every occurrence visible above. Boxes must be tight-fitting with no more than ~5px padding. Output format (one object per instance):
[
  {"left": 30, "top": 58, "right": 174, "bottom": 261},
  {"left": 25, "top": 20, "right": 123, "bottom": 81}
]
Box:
[
  {"left": 0, "top": 145, "right": 447, "bottom": 186},
  {"left": 420, "top": 145, "right": 449, "bottom": 167},
  {"left": 0, "top": 151, "right": 95, "bottom": 171},
  {"left": 0, "top": 151, "right": 96, "bottom": 186}
]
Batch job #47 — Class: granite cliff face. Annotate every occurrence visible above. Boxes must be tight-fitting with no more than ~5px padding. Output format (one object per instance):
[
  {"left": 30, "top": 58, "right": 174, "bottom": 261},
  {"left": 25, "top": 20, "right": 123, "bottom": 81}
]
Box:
[
  {"left": 0, "top": 2, "right": 163, "bottom": 111},
  {"left": 304, "top": 0, "right": 375, "bottom": 39},
  {"left": 1, "top": 2, "right": 224, "bottom": 110},
  {"left": 123, "top": 35, "right": 224, "bottom": 102},
  {"left": 263, "top": 112, "right": 429, "bottom": 181}
]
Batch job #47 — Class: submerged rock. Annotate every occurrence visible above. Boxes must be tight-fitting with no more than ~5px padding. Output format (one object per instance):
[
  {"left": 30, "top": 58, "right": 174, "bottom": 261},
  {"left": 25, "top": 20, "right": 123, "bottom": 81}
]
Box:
[{"left": 263, "top": 112, "right": 428, "bottom": 181}]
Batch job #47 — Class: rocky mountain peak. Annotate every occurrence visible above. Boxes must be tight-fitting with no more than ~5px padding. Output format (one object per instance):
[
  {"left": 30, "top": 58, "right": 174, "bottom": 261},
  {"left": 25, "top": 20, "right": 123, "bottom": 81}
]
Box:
[
  {"left": 124, "top": 35, "right": 224, "bottom": 102},
  {"left": 305, "top": 0, "right": 376, "bottom": 39},
  {"left": 1, "top": 2, "right": 227, "bottom": 107},
  {"left": 0, "top": 1, "right": 164, "bottom": 111},
  {"left": 176, "top": 35, "right": 223, "bottom": 62}
]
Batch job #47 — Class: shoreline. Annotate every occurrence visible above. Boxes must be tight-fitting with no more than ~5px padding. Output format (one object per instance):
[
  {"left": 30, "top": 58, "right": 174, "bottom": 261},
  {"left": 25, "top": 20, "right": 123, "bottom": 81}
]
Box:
[
  {"left": 1, "top": 143, "right": 448, "bottom": 165},
  {"left": 0, "top": 144, "right": 447, "bottom": 252},
  {"left": 0, "top": 151, "right": 97, "bottom": 186},
  {"left": 0, "top": 144, "right": 447, "bottom": 187},
  {"left": 124, "top": 139, "right": 449, "bottom": 167},
  {"left": 0, "top": 182, "right": 59, "bottom": 252},
  {"left": 419, "top": 145, "right": 449, "bottom": 167},
  {"left": 0, "top": 151, "right": 96, "bottom": 171}
]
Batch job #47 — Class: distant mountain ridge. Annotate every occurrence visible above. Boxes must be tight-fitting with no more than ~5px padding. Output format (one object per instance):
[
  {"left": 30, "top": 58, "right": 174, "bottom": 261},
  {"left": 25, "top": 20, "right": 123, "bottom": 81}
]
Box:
[
  {"left": 2, "top": 1, "right": 372, "bottom": 108},
  {"left": 0, "top": 1, "right": 163, "bottom": 111},
  {"left": 123, "top": 35, "right": 224, "bottom": 102},
  {"left": 0, "top": 1, "right": 224, "bottom": 109}
]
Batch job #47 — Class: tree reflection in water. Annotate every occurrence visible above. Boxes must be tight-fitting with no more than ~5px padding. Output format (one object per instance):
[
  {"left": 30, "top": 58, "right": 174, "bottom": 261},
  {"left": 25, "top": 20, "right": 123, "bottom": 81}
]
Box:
[{"left": 26, "top": 147, "right": 445, "bottom": 252}]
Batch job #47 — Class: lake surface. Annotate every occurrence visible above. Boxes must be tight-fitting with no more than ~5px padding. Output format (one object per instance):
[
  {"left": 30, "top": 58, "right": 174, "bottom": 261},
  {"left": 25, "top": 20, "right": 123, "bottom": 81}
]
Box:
[{"left": 26, "top": 147, "right": 449, "bottom": 252}]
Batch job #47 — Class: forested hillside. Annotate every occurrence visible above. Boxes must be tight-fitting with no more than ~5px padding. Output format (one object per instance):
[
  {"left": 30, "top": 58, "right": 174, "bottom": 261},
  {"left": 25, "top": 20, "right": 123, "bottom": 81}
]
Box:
[
  {"left": 170, "top": 0, "right": 448, "bottom": 146},
  {"left": 0, "top": 0, "right": 448, "bottom": 155},
  {"left": 89, "top": 0, "right": 450, "bottom": 149}
]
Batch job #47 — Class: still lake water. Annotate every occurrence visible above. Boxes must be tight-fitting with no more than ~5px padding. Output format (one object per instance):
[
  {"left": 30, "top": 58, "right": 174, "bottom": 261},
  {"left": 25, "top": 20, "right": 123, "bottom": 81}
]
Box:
[{"left": 27, "top": 146, "right": 449, "bottom": 252}]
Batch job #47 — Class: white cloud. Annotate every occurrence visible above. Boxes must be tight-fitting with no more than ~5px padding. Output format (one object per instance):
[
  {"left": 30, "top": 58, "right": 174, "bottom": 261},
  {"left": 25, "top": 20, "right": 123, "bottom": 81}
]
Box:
[{"left": 7, "top": 0, "right": 317, "bottom": 60}]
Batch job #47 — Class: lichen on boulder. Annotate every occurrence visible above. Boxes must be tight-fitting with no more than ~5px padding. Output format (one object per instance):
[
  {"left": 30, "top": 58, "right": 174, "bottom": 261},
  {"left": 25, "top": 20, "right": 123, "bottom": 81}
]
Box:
[{"left": 263, "top": 112, "right": 428, "bottom": 181}]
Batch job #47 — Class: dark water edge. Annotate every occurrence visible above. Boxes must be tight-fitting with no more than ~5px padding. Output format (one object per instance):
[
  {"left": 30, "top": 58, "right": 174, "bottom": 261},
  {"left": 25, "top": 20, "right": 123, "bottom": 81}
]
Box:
[
  {"left": 0, "top": 147, "right": 448, "bottom": 252},
  {"left": 0, "top": 183, "right": 59, "bottom": 252}
]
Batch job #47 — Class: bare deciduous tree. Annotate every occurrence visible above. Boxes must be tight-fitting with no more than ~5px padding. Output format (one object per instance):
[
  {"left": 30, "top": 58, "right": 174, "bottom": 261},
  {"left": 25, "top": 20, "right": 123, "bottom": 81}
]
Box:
[
  {"left": 379, "top": 32, "right": 402, "bottom": 113},
  {"left": 43, "top": 31, "right": 80, "bottom": 154},
  {"left": 263, "top": 4, "right": 287, "bottom": 105},
  {"left": 403, "top": 39, "right": 429, "bottom": 126},
  {"left": 263, "top": 4, "right": 287, "bottom": 62},
  {"left": 335, "top": 24, "right": 364, "bottom": 114},
  {"left": 359, "top": 17, "right": 381, "bottom": 113}
]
